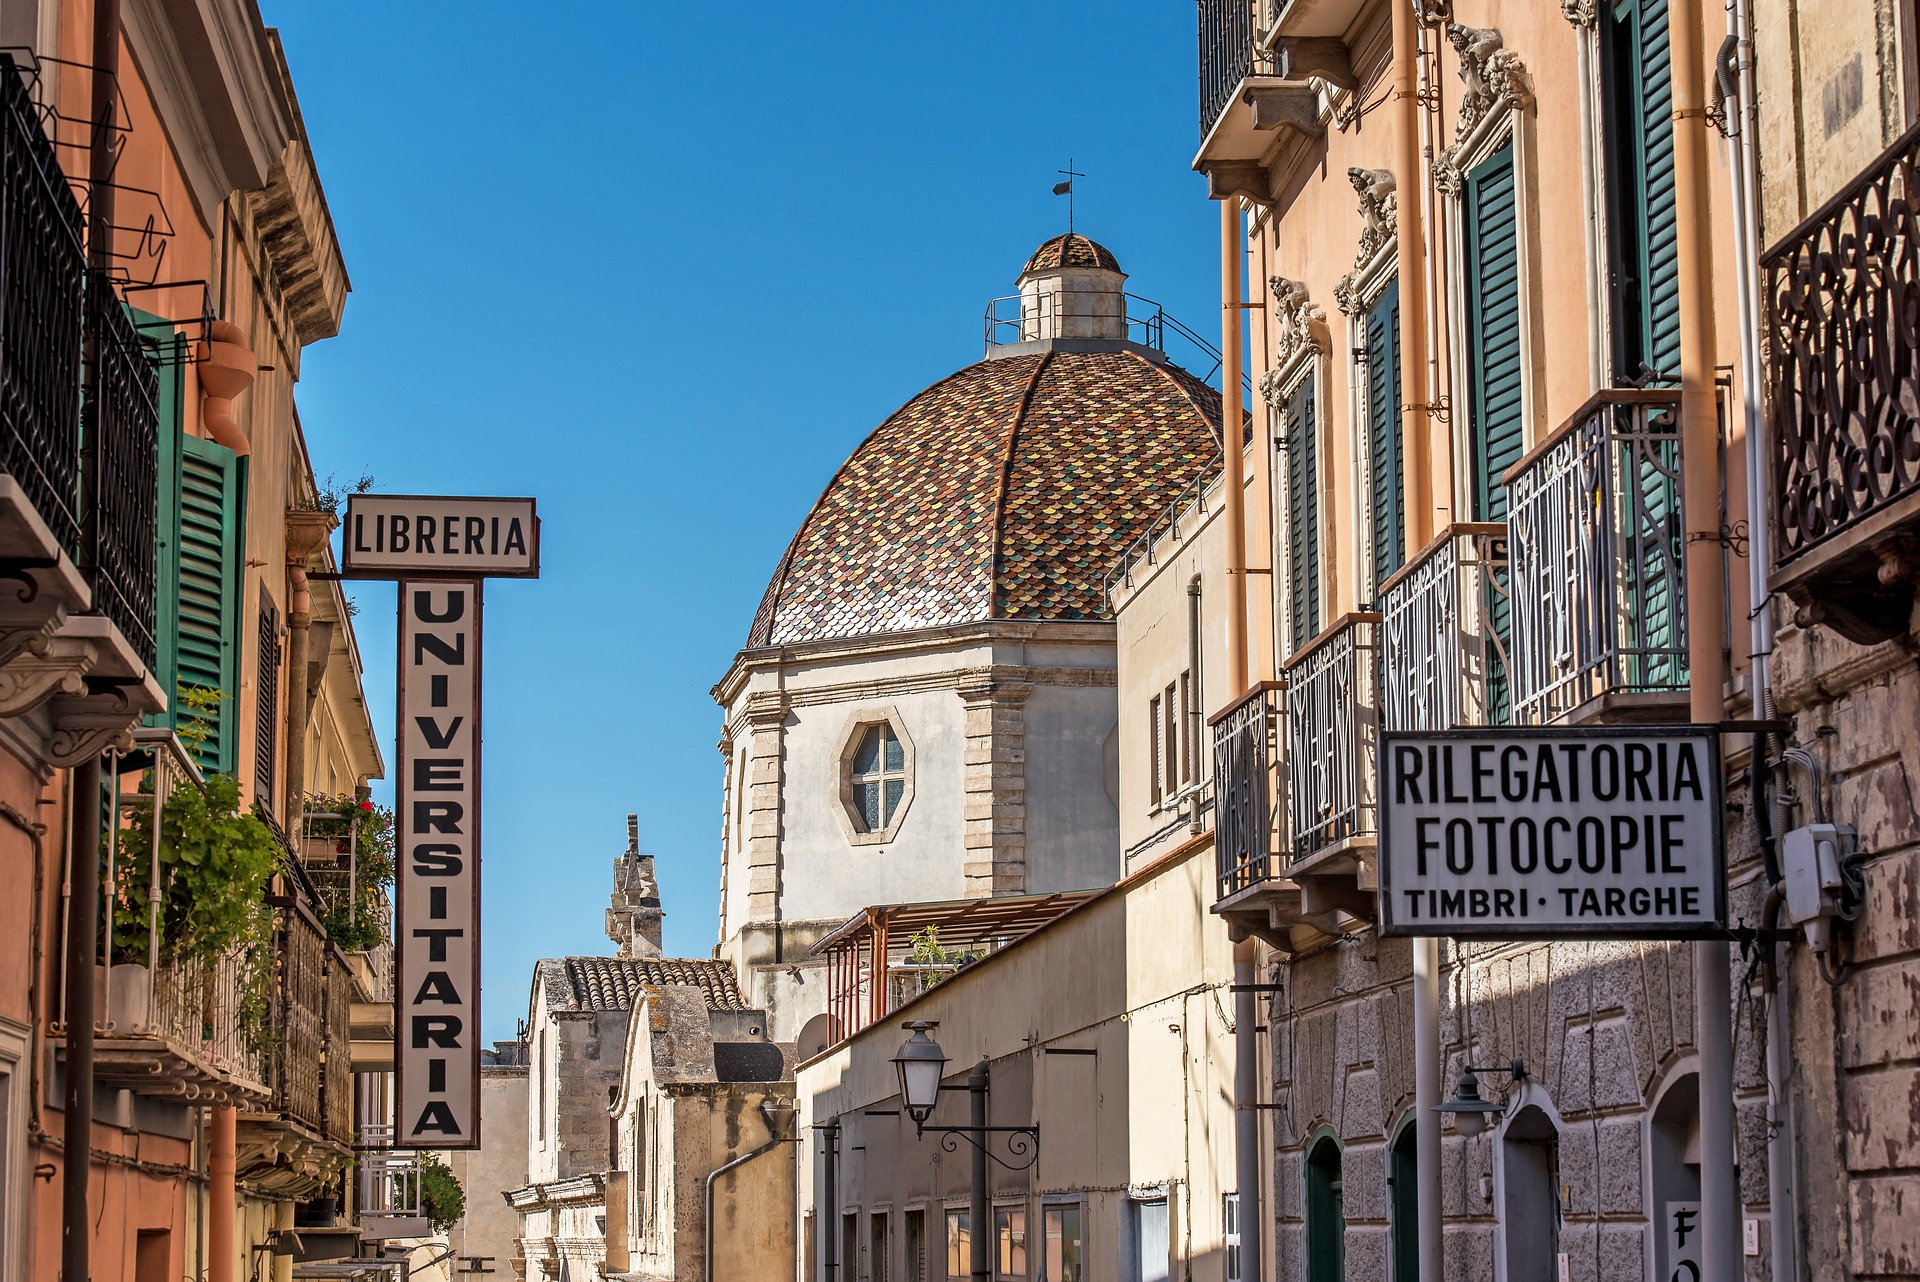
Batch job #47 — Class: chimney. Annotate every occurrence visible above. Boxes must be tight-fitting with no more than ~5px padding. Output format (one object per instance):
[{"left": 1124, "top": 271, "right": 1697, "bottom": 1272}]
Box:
[{"left": 607, "top": 812, "right": 664, "bottom": 958}]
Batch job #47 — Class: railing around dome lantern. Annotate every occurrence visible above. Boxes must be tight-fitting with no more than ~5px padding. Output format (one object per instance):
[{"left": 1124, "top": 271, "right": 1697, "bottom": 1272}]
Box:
[{"left": 982, "top": 291, "right": 1251, "bottom": 397}]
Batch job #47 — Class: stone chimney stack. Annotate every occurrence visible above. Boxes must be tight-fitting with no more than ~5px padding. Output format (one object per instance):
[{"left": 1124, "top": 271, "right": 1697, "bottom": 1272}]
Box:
[{"left": 606, "top": 813, "right": 664, "bottom": 959}]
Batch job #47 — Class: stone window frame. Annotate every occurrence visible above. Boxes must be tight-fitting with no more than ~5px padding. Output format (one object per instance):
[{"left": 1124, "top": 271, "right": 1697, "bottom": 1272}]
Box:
[{"left": 836, "top": 706, "right": 916, "bottom": 846}]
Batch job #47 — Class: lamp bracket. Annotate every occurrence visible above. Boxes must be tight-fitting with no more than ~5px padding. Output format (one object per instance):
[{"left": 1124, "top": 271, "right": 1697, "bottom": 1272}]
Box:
[{"left": 917, "top": 1124, "right": 1041, "bottom": 1172}]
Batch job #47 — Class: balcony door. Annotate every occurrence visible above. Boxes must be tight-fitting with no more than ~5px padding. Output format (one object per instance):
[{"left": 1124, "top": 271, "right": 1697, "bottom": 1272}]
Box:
[
  {"left": 1600, "top": 0, "right": 1681, "bottom": 387},
  {"left": 1364, "top": 279, "right": 1406, "bottom": 591},
  {"left": 1279, "top": 377, "right": 1322, "bottom": 654},
  {"left": 1463, "top": 142, "right": 1525, "bottom": 523}
]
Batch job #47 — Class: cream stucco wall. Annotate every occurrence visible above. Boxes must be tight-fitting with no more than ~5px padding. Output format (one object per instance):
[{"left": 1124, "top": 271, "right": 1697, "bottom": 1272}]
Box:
[{"left": 796, "top": 843, "right": 1237, "bottom": 1282}]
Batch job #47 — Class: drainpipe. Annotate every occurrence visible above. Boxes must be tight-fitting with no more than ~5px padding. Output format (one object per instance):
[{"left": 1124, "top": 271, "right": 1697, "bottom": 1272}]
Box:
[
  {"left": 209, "top": 1105, "right": 237, "bottom": 1282},
  {"left": 1718, "top": 0, "right": 1799, "bottom": 1272},
  {"left": 1220, "top": 200, "right": 1249, "bottom": 691},
  {"left": 1232, "top": 942, "right": 1262, "bottom": 1282},
  {"left": 64, "top": 0, "right": 124, "bottom": 1273},
  {"left": 818, "top": 1119, "right": 839, "bottom": 1282},
  {"left": 707, "top": 1108, "right": 794, "bottom": 1282},
  {"left": 1392, "top": 5, "right": 1444, "bottom": 1279},
  {"left": 197, "top": 320, "right": 255, "bottom": 457},
  {"left": 283, "top": 567, "right": 311, "bottom": 832},
  {"left": 1670, "top": 1, "right": 1740, "bottom": 1278}
]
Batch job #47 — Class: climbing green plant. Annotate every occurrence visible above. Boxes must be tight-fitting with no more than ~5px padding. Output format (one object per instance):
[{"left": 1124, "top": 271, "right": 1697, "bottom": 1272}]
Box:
[
  {"left": 111, "top": 771, "right": 281, "bottom": 965},
  {"left": 303, "top": 794, "right": 395, "bottom": 952},
  {"left": 418, "top": 1154, "right": 466, "bottom": 1233}
]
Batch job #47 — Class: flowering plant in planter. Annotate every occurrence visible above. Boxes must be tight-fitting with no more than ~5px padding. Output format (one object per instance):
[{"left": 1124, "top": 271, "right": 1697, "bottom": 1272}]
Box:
[{"left": 302, "top": 793, "right": 395, "bottom": 953}]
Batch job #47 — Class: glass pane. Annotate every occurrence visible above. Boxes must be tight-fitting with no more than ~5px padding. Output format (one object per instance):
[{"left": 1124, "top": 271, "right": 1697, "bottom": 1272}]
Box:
[
  {"left": 857, "top": 782, "right": 881, "bottom": 832},
  {"left": 996, "top": 1207, "right": 1026, "bottom": 1279},
  {"left": 884, "top": 727, "right": 905, "bottom": 771},
  {"left": 1043, "top": 1208, "right": 1080, "bottom": 1282},
  {"left": 947, "top": 1211, "right": 970, "bottom": 1281},
  {"left": 884, "top": 780, "right": 905, "bottom": 824},
  {"left": 854, "top": 726, "right": 882, "bottom": 775}
]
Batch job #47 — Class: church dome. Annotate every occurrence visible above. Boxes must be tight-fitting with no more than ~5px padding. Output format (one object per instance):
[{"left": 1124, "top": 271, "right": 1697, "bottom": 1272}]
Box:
[
  {"left": 746, "top": 345, "right": 1224, "bottom": 648},
  {"left": 1021, "top": 233, "right": 1121, "bottom": 275}
]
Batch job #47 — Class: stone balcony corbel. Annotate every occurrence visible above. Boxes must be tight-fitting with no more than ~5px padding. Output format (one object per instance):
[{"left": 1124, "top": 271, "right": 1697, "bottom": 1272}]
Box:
[
  {"left": 1196, "top": 79, "right": 1327, "bottom": 206},
  {"left": 44, "top": 616, "right": 166, "bottom": 768}
]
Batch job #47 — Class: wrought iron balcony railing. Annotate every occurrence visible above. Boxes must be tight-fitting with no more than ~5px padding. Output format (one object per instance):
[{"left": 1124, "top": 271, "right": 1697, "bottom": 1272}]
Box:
[
  {"left": 0, "top": 54, "right": 85, "bottom": 562},
  {"left": 1762, "top": 119, "right": 1920, "bottom": 598},
  {"left": 1198, "top": 0, "right": 1273, "bottom": 140},
  {"left": 1380, "top": 524, "right": 1511, "bottom": 731},
  {"left": 1505, "top": 390, "right": 1687, "bottom": 726},
  {"left": 1212, "top": 682, "right": 1281, "bottom": 900},
  {"left": 262, "top": 898, "right": 356, "bottom": 1144},
  {"left": 84, "top": 280, "right": 159, "bottom": 669},
  {"left": 1283, "top": 613, "right": 1380, "bottom": 862}
]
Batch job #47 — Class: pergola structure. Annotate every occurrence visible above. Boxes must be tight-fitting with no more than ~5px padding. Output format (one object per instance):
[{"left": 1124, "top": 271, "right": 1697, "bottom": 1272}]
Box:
[{"left": 812, "top": 890, "right": 1099, "bottom": 1044}]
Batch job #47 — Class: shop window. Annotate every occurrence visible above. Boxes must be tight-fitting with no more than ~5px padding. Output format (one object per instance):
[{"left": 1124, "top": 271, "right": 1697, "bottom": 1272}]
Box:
[
  {"left": 946, "top": 1209, "right": 971, "bottom": 1282},
  {"left": 995, "top": 1206, "right": 1027, "bottom": 1280},
  {"left": 1042, "top": 1205, "right": 1081, "bottom": 1282}
]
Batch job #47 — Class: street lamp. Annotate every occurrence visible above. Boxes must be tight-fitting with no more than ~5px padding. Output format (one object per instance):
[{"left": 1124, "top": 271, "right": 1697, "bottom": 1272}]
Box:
[
  {"left": 892, "top": 1021, "right": 949, "bottom": 1132},
  {"left": 892, "top": 1023, "right": 1040, "bottom": 1282},
  {"left": 1435, "top": 1058, "right": 1527, "bottom": 1138}
]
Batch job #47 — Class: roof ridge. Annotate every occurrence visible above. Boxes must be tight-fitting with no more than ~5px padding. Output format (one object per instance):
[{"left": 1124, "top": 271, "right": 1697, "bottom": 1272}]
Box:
[
  {"left": 986, "top": 351, "right": 1054, "bottom": 620},
  {"left": 1133, "top": 348, "right": 1229, "bottom": 451}
]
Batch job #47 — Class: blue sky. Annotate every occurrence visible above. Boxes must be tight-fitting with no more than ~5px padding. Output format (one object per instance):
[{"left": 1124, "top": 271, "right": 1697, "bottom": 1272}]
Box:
[{"left": 262, "top": 2, "right": 1222, "bottom": 1042}]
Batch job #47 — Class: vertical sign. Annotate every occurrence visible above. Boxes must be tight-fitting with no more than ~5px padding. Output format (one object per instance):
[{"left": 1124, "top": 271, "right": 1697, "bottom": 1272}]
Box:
[{"left": 397, "top": 580, "right": 483, "bottom": 1147}]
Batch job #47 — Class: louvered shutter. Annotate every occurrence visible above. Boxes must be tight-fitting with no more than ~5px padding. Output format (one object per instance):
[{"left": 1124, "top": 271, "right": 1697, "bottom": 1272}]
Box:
[
  {"left": 1464, "top": 142, "right": 1525, "bottom": 522},
  {"left": 140, "top": 314, "right": 186, "bottom": 708},
  {"left": 256, "top": 592, "right": 281, "bottom": 811},
  {"left": 175, "top": 437, "right": 241, "bottom": 774},
  {"left": 1284, "top": 379, "right": 1321, "bottom": 653},
  {"left": 1365, "top": 279, "right": 1405, "bottom": 587},
  {"left": 1603, "top": 0, "right": 1681, "bottom": 383}
]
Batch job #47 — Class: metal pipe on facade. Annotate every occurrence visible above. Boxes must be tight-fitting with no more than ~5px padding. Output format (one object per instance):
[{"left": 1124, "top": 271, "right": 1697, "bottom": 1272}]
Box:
[
  {"left": 1669, "top": 1, "right": 1740, "bottom": 1277},
  {"left": 968, "top": 1061, "right": 990, "bottom": 1282},
  {"left": 60, "top": 758, "right": 99, "bottom": 1282},
  {"left": 1232, "top": 943, "right": 1262, "bottom": 1282},
  {"left": 818, "top": 1119, "right": 839, "bottom": 1282},
  {"left": 208, "top": 1107, "right": 237, "bottom": 1282},
  {"left": 1394, "top": 7, "right": 1444, "bottom": 1279},
  {"left": 1220, "top": 199, "right": 1249, "bottom": 692},
  {"left": 1395, "top": 0, "right": 1435, "bottom": 547}
]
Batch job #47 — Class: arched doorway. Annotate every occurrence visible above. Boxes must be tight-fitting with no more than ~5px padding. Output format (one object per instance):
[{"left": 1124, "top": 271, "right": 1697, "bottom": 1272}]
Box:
[
  {"left": 1500, "top": 1104, "right": 1561, "bottom": 1281},
  {"left": 1388, "top": 1117, "right": 1418, "bottom": 1282},
  {"left": 1304, "top": 1134, "right": 1344, "bottom": 1282},
  {"left": 1650, "top": 1072, "right": 1703, "bottom": 1281}
]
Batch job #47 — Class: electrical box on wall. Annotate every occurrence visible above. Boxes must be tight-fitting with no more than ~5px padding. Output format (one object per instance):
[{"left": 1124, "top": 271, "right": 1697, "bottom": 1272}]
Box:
[{"left": 1780, "top": 822, "right": 1857, "bottom": 949}]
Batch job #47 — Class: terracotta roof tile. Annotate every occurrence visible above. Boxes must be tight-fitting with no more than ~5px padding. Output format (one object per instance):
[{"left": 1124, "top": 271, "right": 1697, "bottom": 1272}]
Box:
[
  {"left": 1022, "top": 233, "right": 1121, "bottom": 274},
  {"left": 537, "top": 957, "right": 748, "bottom": 1013}
]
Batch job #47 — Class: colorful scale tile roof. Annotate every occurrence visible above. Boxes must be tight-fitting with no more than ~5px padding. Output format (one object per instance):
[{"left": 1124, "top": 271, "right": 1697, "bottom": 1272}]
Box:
[
  {"left": 747, "top": 348, "right": 1225, "bottom": 648},
  {"left": 1021, "top": 233, "right": 1122, "bottom": 274}
]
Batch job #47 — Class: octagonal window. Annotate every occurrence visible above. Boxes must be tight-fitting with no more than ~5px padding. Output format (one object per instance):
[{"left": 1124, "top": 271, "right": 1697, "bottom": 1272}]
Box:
[{"left": 851, "top": 723, "right": 908, "bottom": 832}]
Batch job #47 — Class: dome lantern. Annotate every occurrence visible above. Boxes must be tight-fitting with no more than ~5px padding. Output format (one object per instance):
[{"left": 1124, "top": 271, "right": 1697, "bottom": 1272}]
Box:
[{"left": 1015, "top": 233, "right": 1126, "bottom": 342}]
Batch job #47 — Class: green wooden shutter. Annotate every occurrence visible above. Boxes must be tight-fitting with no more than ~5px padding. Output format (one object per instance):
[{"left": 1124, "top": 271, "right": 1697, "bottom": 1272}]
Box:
[
  {"left": 176, "top": 436, "right": 242, "bottom": 774},
  {"left": 135, "top": 312, "right": 187, "bottom": 709},
  {"left": 1604, "top": 0, "right": 1681, "bottom": 383},
  {"left": 1464, "top": 142, "right": 1525, "bottom": 522},
  {"left": 1284, "top": 379, "right": 1321, "bottom": 652},
  {"left": 1366, "top": 279, "right": 1405, "bottom": 588}
]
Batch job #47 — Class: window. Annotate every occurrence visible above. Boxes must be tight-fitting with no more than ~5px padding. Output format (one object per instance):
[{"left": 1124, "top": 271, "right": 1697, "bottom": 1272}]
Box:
[
  {"left": 1600, "top": 0, "right": 1680, "bottom": 385},
  {"left": 1500, "top": 1106, "right": 1562, "bottom": 1282},
  {"left": 1178, "top": 670, "right": 1194, "bottom": 783},
  {"left": 872, "top": 1213, "right": 891, "bottom": 1282},
  {"left": 1363, "top": 279, "right": 1406, "bottom": 587},
  {"left": 995, "top": 1206, "right": 1027, "bottom": 1280},
  {"left": 1149, "top": 693, "right": 1163, "bottom": 806},
  {"left": 255, "top": 592, "right": 282, "bottom": 810},
  {"left": 845, "top": 1213, "right": 862, "bottom": 1282},
  {"left": 1223, "top": 1194, "right": 1241, "bottom": 1282},
  {"left": 1305, "top": 1136, "right": 1344, "bottom": 1282},
  {"left": 1042, "top": 1206, "right": 1081, "bottom": 1282},
  {"left": 1162, "top": 683, "right": 1178, "bottom": 792},
  {"left": 906, "top": 1210, "right": 927, "bottom": 1282},
  {"left": 1462, "top": 140, "right": 1524, "bottom": 522},
  {"left": 1130, "top": 1198, "right": 1169, "bottom": 1282},
  {"left": 1280, "top": 378, "right": 1322, "bottom": 652},
  {"left": 946, "top": 1209, "right": 971, "bottom": 1282},
  {"left": 841, "top": 714, "right": 915, "bottom": 842}
]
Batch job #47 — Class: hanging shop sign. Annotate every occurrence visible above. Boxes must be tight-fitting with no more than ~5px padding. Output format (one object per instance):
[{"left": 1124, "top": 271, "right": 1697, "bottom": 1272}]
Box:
[
  {"left": 1377, "top": 725, "right": 1724, "bottom": 939},
  {"left": 342, "top": 494, "right": 539, "bottom": 578},
  {"left": 396, "top": 580, "right": 484, "bottom": 1146}
]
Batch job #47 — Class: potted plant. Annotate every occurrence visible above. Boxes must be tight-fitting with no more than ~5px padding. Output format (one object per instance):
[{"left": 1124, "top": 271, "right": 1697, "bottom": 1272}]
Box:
[
  {"left": 303, "top": 794, "right": 395, "bottom": 954},
  {"left": 286, "top": 471, "right": 374, "bottom": 564}
]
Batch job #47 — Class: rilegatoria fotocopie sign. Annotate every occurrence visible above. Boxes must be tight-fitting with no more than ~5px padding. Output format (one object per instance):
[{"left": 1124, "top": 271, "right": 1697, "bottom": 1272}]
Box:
[
  {"left": 1378, "top": 726, "right": 1724, "bottom": 938},
  {"left": 343, "top": 494, "right": 538, "bottom": 578},
  {"left": 396, "top": 581, "right": 483, "bottom": 1146}
]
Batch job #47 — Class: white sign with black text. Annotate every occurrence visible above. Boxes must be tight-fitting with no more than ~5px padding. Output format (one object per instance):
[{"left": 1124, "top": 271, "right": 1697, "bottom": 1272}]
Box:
[
  {"left": 343, "top": 494, "right": 539, "bottom": 578},
  {"left": 1378, "top": 726, "right": 1724, "bottom": 938},
  {"left": 396, "top": 580, "right": 484, "bottom": 1147}
]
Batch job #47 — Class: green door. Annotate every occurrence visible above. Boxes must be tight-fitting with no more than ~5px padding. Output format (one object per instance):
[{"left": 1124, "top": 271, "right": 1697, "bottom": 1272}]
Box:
[
  {"left": 1389, "top": 1123, "right": 1418, "bottom": 1282},
  {"left": 1304, "top": 1136, "right": 1344, "bottom": 1282}
]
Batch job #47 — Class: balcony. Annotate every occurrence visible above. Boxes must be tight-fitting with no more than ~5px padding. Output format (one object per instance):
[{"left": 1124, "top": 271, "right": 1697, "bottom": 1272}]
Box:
[
  {"left": 1194, "top": 1, "right": 1340, "bottom": 203},
  {"left": 1762, "top": 118, "right": 1920, "bottom": 643},
  {"left": 1380, "top": 523, "right": 1511, "bottom": 731},
  {"left": 1211, "top": 614, "right": 1381, "bottom": 950},
  {"left": 0, "top": 55, "right": 162, "bottom": 759},
  {"left": 1504, "top": 390, "right": 1689, "bottom": 726},
  {"left": 68, "top": 729, "right": 273, "bottom": 1106},
  {"left": 236, "top": 895, "right": 358, "bottom": 1198}
]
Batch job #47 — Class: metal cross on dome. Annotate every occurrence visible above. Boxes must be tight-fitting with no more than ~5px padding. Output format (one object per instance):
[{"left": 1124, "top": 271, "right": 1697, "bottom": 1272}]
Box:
[{"left": 1052, "top": 158, "right": 1084, "bottom": 234}]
